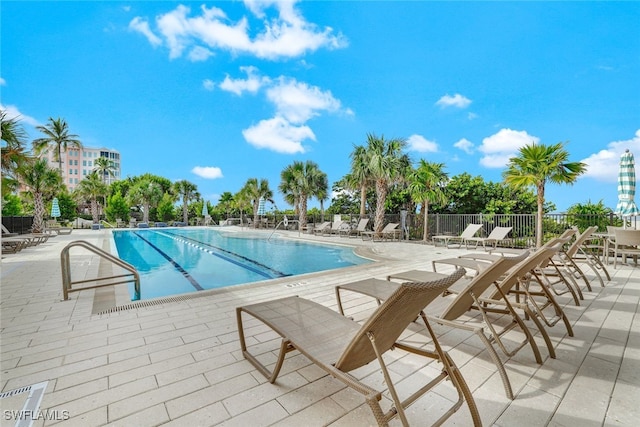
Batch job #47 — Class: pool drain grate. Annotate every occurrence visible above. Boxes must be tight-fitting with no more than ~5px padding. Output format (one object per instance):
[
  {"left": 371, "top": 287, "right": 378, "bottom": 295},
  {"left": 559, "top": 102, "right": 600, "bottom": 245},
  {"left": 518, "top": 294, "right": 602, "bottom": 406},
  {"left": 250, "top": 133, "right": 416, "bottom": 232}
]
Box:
[{"left": 96, "top": 292, "right": 211, "bottom": 315}]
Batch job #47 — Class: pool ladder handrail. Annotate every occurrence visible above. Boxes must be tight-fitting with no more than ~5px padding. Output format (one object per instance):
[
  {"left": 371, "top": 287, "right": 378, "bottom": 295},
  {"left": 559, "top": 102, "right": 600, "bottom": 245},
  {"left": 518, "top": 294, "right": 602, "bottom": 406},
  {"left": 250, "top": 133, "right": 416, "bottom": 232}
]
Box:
[
  {"left": 268, "top": 218, "right": 301, "bottom": 241},
  {"left": 60, "top": 240, "right": 141, "bottom": 301}
]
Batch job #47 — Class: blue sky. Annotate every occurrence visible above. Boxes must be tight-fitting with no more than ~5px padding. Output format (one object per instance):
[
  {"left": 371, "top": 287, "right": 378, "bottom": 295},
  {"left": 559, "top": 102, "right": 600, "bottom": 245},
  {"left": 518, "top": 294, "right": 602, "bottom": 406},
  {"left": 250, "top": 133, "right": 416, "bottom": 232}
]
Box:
[{"left": 2, "top": 1, "right": 639, "bottom": 212}]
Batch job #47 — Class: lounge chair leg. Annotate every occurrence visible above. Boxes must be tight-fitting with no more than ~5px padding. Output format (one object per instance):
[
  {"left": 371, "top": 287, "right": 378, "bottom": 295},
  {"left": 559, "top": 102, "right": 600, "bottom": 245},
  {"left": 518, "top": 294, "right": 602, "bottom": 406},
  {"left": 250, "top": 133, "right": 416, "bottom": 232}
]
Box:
[
  {"left": 236, "top": 308, "right": 294, "bottom": 383},
  {"left": 419, "top": 312, "right": 483, "bottom": 424},
  {"left": 367, "top": 332, "right": 410, "bottom": 427}
]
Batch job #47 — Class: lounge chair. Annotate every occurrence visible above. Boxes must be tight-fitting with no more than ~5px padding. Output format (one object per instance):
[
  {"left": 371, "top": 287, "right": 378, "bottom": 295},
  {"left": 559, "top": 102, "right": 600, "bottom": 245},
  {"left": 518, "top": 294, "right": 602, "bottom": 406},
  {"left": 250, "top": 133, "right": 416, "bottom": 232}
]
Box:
[
  {"left": 237, "top": 268, "right": 482, "bottom": 426},
  {"left": 547, "top": 226, "right": 610, "bottom": 290},
  {"left": 339, "top": 218, "right": 370, "bottom": 238},
  {"left": 311, "top": 221, "right": 331, "bottom": 235},
  {"left": 337, "top": 251, "right": 534, "bottom": 400},
  {"left": 432, "top": 223, "right": 482, "bottom": 248},
  {"left": 477, "top": 240, "right": 576, "bottom": 359},
  {"left": 45, "top": 220, "right": 73, "bottom": 235},
  {"left": 464, "top": 226, "right": 512, "bottom": 249},
  {"left": 2, "top": 224, "right": 18, "bottom": 237},
  {"left": 361, "top": 223, "right": 400, "bottom": 241},
  {"left": 323, "top": 220, "right": 347, "bottom": 236}
]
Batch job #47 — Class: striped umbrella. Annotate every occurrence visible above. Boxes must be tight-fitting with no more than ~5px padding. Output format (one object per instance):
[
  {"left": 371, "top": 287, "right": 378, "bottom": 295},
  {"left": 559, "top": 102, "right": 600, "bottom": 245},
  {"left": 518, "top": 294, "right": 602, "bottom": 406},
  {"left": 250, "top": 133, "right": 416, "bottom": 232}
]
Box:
[
  {"left": 615, "top": 150, "right": 639, "bottom": 217},
  {"left": 201, "top": 200, "right": 209, "bottom": 217},
  {"left": 51, "top": 197, "right": 61, "bottom": 218},
  {"left": 257, "top": 198, "right": 266, "bottom": 215}
]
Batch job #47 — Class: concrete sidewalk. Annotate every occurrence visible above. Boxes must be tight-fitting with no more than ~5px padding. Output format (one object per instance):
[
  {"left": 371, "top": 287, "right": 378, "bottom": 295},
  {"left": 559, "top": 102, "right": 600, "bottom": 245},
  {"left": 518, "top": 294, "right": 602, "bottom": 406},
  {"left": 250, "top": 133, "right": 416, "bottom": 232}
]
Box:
[{"left": 1, "top": 228, "right": 638, "bottom": 426}]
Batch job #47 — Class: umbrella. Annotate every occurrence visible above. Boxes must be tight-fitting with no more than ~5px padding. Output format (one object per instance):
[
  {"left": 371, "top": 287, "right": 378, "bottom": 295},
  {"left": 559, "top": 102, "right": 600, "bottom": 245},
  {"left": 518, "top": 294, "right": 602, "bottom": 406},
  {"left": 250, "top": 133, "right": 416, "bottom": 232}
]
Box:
[
  {"left": 51, "top": 197, "right": 61, "bottom": 219},
  {"left": 615, "top": 149, "right": 639, "bottom": 218},
  {"left": 258, "top": 198, "right": 266, "bottom": 216},
  {"left": 202, "top": 200, "right": 209, "bottom": 217}
]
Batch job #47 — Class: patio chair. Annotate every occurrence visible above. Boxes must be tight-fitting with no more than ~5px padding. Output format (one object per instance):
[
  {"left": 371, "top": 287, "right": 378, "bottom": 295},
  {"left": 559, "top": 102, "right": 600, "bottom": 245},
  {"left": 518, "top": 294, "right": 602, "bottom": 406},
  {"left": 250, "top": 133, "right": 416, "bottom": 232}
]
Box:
[
  {"left": 550, "top": 226, "right": 610, "bottom": 290},
  {"left": 361, "top": 223, "right": 400, "bottom": 241},
  {"left": 610, "top": 228, "right": 640, "bottom": 269},
  {"left": 336, "top": 250, "right": 534, "bottom": 400},
  {"left": 477, "top": 240, "right": 576, "bottom": 359},
  {"left": 324, "top": 220, "right": 347, "bottom": 236},
  {"left": 237, "top": 268, "right": 482, "bottom": 426},
  {"left": 339, "top": 218, "right": 370, "bottom": 238},
  {"left": 465, "top": 226, "right": 512, "bottom": 249},
  {"left": 312, "top": 221, "right": 331, "bottom": 235},
  {"left": 432, "top": 223, "right": 483, "bottom": 248}
]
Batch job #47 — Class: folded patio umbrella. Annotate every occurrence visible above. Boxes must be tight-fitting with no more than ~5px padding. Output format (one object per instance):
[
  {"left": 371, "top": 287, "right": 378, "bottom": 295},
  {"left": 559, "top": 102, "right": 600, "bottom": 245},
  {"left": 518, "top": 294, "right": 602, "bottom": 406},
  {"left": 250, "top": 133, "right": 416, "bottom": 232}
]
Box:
[
  {"left": 615, "top": 149, "right": 639, "bottom": 218},
  {"left": 51, "top": 197, "right": 61, "bottom": 219}
]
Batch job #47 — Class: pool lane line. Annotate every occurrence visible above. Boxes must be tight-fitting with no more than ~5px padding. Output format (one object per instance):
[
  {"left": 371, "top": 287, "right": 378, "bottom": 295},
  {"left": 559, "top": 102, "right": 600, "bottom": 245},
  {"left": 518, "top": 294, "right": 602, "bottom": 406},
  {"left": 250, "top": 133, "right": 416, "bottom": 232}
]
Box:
[
  {"left": 133, "top": 231, "right": 204, "bottom": 291},
  {"left": 159, "top": 230, "right": 289, "bottom": 278}
]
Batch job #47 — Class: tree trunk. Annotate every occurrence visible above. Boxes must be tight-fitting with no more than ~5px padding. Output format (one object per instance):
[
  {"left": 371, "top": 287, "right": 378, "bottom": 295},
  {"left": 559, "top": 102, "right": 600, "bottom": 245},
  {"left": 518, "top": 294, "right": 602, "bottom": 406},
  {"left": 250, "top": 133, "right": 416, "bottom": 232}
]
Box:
[
  {"left": 536, "top": 183, "right": 545, "bottom": 248},
  {"left": 422, "top": 201, "right": 429, "bottom": 242},
  {"left": 143, "top": 202, "right": 150, "bottom": 223},
  {"left": 183, "top": 197, "right": 189, "bottom": 223},
  {"left": 253, "top": 201, "right": 259, "bottom": 228},
  {"left": 359, "top": 186, "right": 367, "bottom": 216},
  {"left": 91, "top": 198, "right": 99, "bottom": 224},
  {"left": 374, "top": 180, "right": 387, "bottom": 234},
  {"left": 32, "top": 192, "right": 46, "bottom": 233},
  {"left": 299, "top": 193, "right": 308, "bottom": 228}
]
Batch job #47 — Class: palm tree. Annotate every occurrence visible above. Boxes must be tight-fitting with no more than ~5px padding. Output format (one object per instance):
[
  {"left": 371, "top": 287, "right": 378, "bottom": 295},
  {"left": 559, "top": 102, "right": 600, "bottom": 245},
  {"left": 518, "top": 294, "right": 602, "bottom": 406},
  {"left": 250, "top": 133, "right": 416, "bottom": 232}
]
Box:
[
  {"left": 93, "top": 156, "right": 116, "bottom": 184},
  {"left": 314, "top": 171, "right": 329, "bottom": 222},
  {"left": 347, "top": 144, "right": 371, "bottom": 217},
  {"left": 503, "top": 142, "right": 586, "bottom": 247},
  {"left": 217, "top": 191, "right": 235, "bottom": 218},
  {"left": 173, "top": 180, "right": 199, "bottom": 223},
  {"left": 18, "top": 158, "right": 62, "bottom": 232},
  {"left": 279, "top": 161, "right": 328, "bottom": 228},
  {"left": 1, "top": 110, "right": 31, "bottom": 194},
  {"left": 408, "top": 160, "right": 448, "bottom": 242},
  {"left": 128, "top": 178, "right": 163, "bottom": 223},
  {"left": 362, "top": 133, "right": 410, "bottom": 234},
  {"left": 74, "top": 172, "right": 108, "bottom": 224},
  {"left": 279, "top": 163, "right": 303, "bottom": 216},
  {"left": 242, "top": 178, "right": 273, "bottom": 228},
  {"left": 32, "top": 117, "right": 82, "bottom": 174}
]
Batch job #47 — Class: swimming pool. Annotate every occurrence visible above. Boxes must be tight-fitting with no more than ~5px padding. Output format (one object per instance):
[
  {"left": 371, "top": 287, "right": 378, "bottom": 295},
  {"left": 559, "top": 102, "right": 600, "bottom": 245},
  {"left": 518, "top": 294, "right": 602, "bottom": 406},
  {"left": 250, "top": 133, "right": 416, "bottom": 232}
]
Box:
[{"left": 112, "top": 228, "right": 371, "bottom": 300}]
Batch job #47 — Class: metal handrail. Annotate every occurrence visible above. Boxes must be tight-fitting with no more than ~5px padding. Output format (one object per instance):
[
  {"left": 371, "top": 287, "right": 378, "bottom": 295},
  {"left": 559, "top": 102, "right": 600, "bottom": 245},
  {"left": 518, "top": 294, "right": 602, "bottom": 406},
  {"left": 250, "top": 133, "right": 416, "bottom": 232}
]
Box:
[
  {"left": 268, "top": 218, "right": 300, "bottom": 241},
  {"left": 60, "top": 240, "right": 140, "bottom": 301}
]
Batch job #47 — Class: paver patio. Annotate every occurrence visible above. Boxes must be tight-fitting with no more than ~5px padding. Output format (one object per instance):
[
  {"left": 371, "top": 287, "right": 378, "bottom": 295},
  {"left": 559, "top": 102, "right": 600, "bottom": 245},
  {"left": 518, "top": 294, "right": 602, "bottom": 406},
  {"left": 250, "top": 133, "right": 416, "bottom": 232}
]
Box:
[{"left": 1, "top": 228, "right": 638, "bottom": 426}]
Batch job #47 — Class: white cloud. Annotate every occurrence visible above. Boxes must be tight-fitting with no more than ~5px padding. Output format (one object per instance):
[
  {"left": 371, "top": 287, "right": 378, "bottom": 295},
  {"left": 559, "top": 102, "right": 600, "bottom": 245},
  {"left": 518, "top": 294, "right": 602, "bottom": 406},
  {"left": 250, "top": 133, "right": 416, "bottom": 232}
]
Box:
[
  {"left": 468, "top": 112, "right": 478, "bottom": 120},
  {"left": 436, "top": 93, "right": 472, "bottom": 109},
  {"left": 266, "top": 77, "right": 341, "bottom": 124},
  {"left": 581, "top": 129, "right": 640, "bottom": 182},
  {"left": 219, "top": 66, "right": 269, "bottom": 95},
  {"left": 0, "top": 77, "right": 5, "bottom": 86},
  {"left": 188, "top": 46, "right": 214, "bottom": 61},
  {"left": 129, "top": 17, "right": 162, "bottom": 47},
  {"left": 192, "top": 166, "right": 224, "bottom": 179},
  {"left": 130, "top": 1, "right": 346, "bottom": 62},
  {"left": 242, "top": 116, "right": 315, "bottom": 153},
  {"left": 0, "top": 104, "right": 40, "bottom": 127},
  {"left": 407, "top": 134, "right": 438, "bottom": 153},
  {"left": 478, "top": 128, "right": 540, "bottom": 168},
  {"left": 202, "top": 79, "right": 215, "bottom": 91},
  {"left": 454, "top": 138, "right": 474, "bottom": 154}
]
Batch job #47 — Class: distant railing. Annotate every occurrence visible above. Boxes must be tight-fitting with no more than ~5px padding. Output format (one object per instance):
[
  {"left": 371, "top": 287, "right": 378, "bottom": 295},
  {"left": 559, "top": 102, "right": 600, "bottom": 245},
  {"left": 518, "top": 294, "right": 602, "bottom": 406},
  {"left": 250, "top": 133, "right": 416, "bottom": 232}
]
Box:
[{"left": 222, "top": 211, "right": 633, "bottom": 245}]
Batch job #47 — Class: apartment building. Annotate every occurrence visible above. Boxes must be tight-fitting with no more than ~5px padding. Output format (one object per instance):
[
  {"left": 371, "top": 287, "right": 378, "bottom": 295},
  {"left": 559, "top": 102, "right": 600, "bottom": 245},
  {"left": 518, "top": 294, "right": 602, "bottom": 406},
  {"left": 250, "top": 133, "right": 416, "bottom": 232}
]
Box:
[{"left": 44, "top": 146, "right": 121, "bottom": 192}]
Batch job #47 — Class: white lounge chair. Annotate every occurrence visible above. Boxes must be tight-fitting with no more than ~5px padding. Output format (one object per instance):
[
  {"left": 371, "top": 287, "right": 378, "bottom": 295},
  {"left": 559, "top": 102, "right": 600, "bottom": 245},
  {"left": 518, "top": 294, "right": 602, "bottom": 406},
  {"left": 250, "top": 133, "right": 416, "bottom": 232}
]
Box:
[
  {"left": 465, "top": 226, "right": 512, "bottom": 249},
  {"left": 432, "top": 223, "right": 482, "bottom": 248}
]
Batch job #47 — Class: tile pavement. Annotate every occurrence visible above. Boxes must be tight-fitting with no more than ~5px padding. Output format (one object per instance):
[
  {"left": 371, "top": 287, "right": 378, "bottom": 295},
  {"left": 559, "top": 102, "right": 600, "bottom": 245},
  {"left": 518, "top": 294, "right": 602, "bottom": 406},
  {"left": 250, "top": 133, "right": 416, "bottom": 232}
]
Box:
[{"left": 1, "top": 228, "right": 638, "bottom": 426}]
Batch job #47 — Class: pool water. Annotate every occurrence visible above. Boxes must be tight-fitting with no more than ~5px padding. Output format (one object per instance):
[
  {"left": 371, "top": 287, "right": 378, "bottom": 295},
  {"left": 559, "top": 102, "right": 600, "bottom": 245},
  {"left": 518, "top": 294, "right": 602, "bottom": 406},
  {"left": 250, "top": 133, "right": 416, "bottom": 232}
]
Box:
[{"left": 112, "top": 228, "right": 371, "bottom": 300}]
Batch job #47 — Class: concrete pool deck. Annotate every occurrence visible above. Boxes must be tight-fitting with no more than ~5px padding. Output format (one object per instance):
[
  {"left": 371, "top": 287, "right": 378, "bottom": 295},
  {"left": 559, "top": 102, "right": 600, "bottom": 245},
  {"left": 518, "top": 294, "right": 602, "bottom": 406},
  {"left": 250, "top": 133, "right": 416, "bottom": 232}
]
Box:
[{"left": 1, "top": 227, "right": 638, "bottom": 426}]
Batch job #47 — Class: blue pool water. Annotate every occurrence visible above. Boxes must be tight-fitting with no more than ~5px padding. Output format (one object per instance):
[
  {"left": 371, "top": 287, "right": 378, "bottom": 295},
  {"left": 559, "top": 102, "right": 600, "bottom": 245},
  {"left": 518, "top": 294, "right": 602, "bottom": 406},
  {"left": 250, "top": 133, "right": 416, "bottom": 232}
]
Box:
[{"left": 112, "top": 228, "right": 371, "bottom": 300}]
